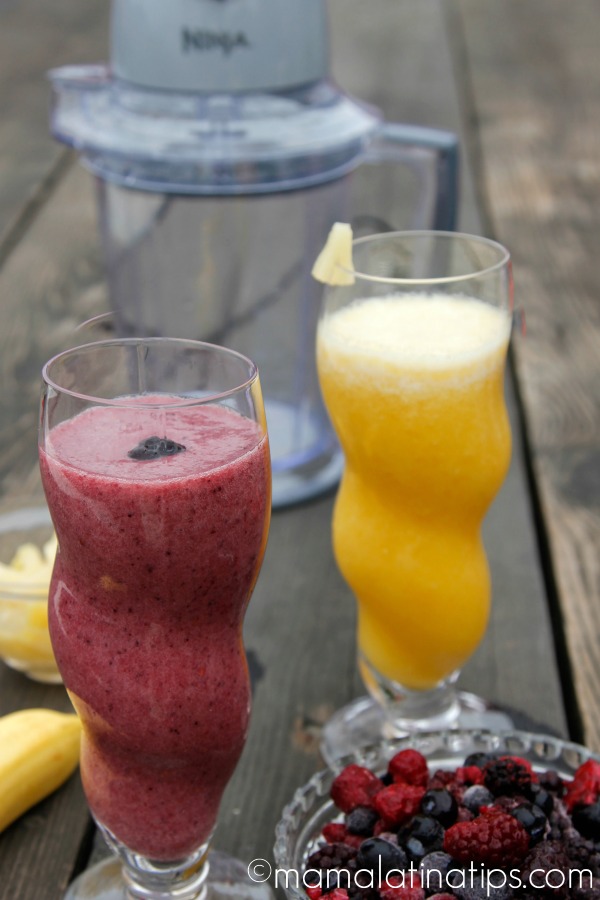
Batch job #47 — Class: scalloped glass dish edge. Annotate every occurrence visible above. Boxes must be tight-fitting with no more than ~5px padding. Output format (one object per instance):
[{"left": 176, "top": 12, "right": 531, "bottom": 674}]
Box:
[{"left": 273, "top": 729, "right": 600, "bottom": 900}]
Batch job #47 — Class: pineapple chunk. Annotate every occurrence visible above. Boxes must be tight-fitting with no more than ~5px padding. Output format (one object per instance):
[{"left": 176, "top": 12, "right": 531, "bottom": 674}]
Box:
[
  {"left": 11, "top": 543, "right": 44, "bottom": 573},
  {"left": 311, "top": 222, "right": 355, "bottom": 286}
]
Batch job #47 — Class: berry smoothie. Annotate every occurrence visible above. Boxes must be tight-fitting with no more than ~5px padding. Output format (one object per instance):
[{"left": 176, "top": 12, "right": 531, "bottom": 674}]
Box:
[{"left": 39, "top": 401, "right": 270, "bottom": 860}]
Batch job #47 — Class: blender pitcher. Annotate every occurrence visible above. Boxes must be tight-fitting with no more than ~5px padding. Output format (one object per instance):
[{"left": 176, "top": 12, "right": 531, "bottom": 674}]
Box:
[{"left": 48, "top": 0, "right": 459, "bottom": 507}]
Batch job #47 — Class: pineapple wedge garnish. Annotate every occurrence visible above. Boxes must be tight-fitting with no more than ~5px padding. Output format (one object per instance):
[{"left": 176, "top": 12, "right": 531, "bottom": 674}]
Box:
[{"left": 311, "top": 222, "right": 355, "bottom": 286}]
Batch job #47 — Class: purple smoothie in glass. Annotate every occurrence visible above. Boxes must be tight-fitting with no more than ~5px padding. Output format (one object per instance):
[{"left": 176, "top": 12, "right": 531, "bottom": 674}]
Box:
[{"left": 39, "top": 401, "right": 270, "bottom": 860}]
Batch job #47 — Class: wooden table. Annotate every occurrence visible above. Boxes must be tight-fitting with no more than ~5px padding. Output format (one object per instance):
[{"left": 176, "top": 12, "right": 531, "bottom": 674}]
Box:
[{"left": 0, "top": 1, "right": 598, "bottom": 897}]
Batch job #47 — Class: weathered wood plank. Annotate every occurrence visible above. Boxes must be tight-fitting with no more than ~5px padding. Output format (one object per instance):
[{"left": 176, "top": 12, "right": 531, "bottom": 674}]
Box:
[
  {"left": 0, "top": 0, "right": 109, "bottom": 246},
  {"left": 456, "top": 0, "right": 600, "bottom": 749}
]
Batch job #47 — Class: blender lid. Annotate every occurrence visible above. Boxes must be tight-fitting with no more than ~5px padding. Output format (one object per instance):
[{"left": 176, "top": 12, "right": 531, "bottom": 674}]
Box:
[{"left": 48, "top": 66, "right": 381, "bottom": 195}]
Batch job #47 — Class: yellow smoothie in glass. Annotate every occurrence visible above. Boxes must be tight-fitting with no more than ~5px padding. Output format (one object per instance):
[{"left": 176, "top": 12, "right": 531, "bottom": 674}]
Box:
[{"left": 317, "top": 293, "right": 511, "bottom": 691}]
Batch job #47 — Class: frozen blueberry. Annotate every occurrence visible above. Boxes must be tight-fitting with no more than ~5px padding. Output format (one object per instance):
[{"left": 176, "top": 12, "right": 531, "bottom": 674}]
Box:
[
  {"left": 346, "top": 805, "right": 379, "bottom": 836},
  {"left": 463, "top": 751, "right": 496, "bottom": 769},
  {"left": 511, "top": 802, "right": 547, "bottom": 844},
  {"left": 572, "top": 799, "right": 600, "bottom": 841},
  {"left": 419, "top": 851, "right": 453, "bottom": 893},
  {"left": 421, "top": 789, "right": 458, "bottom": 827},
  {"left": 401, "top": 815, "right": 444, "bottom": 861},
  {"left": 528, "top": 782, "right": 554, "bottom": 816},
  {"left": 462, "top": 784, "right": 494, "bottom": 815},
  {"left": 356, "top": 837, "right": 408, "bottom": 875}
]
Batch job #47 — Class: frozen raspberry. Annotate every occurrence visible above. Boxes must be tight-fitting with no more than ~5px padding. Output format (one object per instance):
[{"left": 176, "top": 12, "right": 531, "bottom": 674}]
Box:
[
  {"left": 443, "top": 806, "right": 530, "bottom": 865},
  {"left": 379, "top": 873, "right": 424, "bottom": 900},
  {"left": 427, "top": 769, "right": 455, "bottom": 791},
  {"left": 454, "top": 766, "right": 485, "bottom": 786},
  {"left": 331, "top": 764, "right": 383, "bottom": 812},
  {"left": 388, "top": 750, "right": 429, "bottom": 788},
  {"left": 564, "top": 759, "right": 600, "bottom": 811},
  {"left": 327, "top": 890, "right": 349, "bottom": 900},
  {"left": 306, "top": 887, "right": 323, "bottom": 900},
  {"left": 483, "top": 756, "right": 533, "bottom": 797},
  {"left": 322, "top": 823, "right": 347, "bottom": 843},
  {"left": 342, "top": 833, "right": 365, "bottom": 850},
  {"left": 374, "top": 783, "right": 425, "bottom": 827}
]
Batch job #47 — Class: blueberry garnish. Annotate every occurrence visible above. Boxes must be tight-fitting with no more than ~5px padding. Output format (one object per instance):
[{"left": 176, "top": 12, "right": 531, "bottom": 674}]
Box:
[{"left": 128, "top": 435, "right": 186, "bottom": 461}]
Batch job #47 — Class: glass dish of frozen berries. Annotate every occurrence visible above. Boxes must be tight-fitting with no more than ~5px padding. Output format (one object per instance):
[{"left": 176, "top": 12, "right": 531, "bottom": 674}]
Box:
[{"left": 274, "top": 730, "right": 600, "bottom": 900}]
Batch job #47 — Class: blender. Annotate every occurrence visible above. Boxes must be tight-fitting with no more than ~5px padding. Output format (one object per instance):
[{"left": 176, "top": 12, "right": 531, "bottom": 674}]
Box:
[{"left": 48, "top": 0, "right": 459, "bottom": 507}]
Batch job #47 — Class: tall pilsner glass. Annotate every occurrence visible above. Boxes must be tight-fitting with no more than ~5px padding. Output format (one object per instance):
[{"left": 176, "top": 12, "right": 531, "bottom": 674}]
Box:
[
  {"left": 316, "top": 232, "right": 513, "bottom": 763},
  {"left": 39, "top": 339, "right": 271, "bottom": 900}
]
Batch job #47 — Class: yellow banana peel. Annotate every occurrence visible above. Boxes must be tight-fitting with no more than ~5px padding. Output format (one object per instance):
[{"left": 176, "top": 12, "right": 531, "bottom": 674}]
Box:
[{"left": 0, "top": 708, "right": 81, "bottom": 833}]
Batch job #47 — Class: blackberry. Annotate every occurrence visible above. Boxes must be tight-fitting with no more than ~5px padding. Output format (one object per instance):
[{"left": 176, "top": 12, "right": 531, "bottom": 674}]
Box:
[
  {"left": 520, "top": 840, "right": 571, "bottom": 898},
  {"left": 421, "top": 789, "right": 458, "bottom": 827},
  {"left": 461, "top": 784, "right": 494, "bottom": 815},
  {"left": 307, "top": 841, "right": 357, "bottom": 871},
  {"left": 356, "top": 837, "right": 408, "bottom": 876},
  {"left": 346, "top": 805, "right": 379, "bottom": 836},
  {"left": 401, "top": 814, "right": 444, "bottom": 861},
  {"left": 563, "top": 830, "right": 600, "bottom": 876},
  {"left": 539, "top": 769, "right": 565, "bottom": 795},
  {"left": 483, "top": 757, "right": 532, "bottom": 797}
]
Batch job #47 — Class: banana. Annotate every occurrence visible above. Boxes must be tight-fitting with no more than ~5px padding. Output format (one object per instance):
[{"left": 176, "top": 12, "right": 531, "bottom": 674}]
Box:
[{"left": 0, "top": 708, "right": 81, "bottom": 833}]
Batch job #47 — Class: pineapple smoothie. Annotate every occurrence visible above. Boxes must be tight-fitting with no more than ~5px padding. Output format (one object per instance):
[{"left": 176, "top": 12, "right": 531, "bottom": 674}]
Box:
[{"left": 317, "top": 293, "right": 511, "bottom": 692}]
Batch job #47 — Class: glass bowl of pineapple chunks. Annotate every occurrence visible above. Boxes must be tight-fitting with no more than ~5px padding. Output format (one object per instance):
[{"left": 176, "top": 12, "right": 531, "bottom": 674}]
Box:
[{"left": 0, "top": 497, "right": 60, "bottom": 683}]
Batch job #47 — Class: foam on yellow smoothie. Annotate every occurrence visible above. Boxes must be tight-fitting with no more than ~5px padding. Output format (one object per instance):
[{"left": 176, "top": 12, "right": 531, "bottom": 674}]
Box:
[
  {"left": 319, "top": 293, "right": 511, "bottom": 387},
  {"left": 317, "top": 292, "right": 511, "bottom": 690}
]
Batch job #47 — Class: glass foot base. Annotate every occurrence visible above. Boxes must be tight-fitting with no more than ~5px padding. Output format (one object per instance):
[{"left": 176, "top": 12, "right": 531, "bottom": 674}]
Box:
[
  {"left": 65, "top": 852, "right": 275, "bottom": 900},
  {"left": 320, "top": 693, "right": 514, "bottom": 767}
]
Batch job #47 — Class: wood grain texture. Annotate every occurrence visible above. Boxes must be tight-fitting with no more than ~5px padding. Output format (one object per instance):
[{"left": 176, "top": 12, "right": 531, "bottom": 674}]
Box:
[
  {"left": 456, "top": 0, "right": 600, "bottom": 748},
  {"left": 0, "top": 0, "right": 109, "bottom": 246}
]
